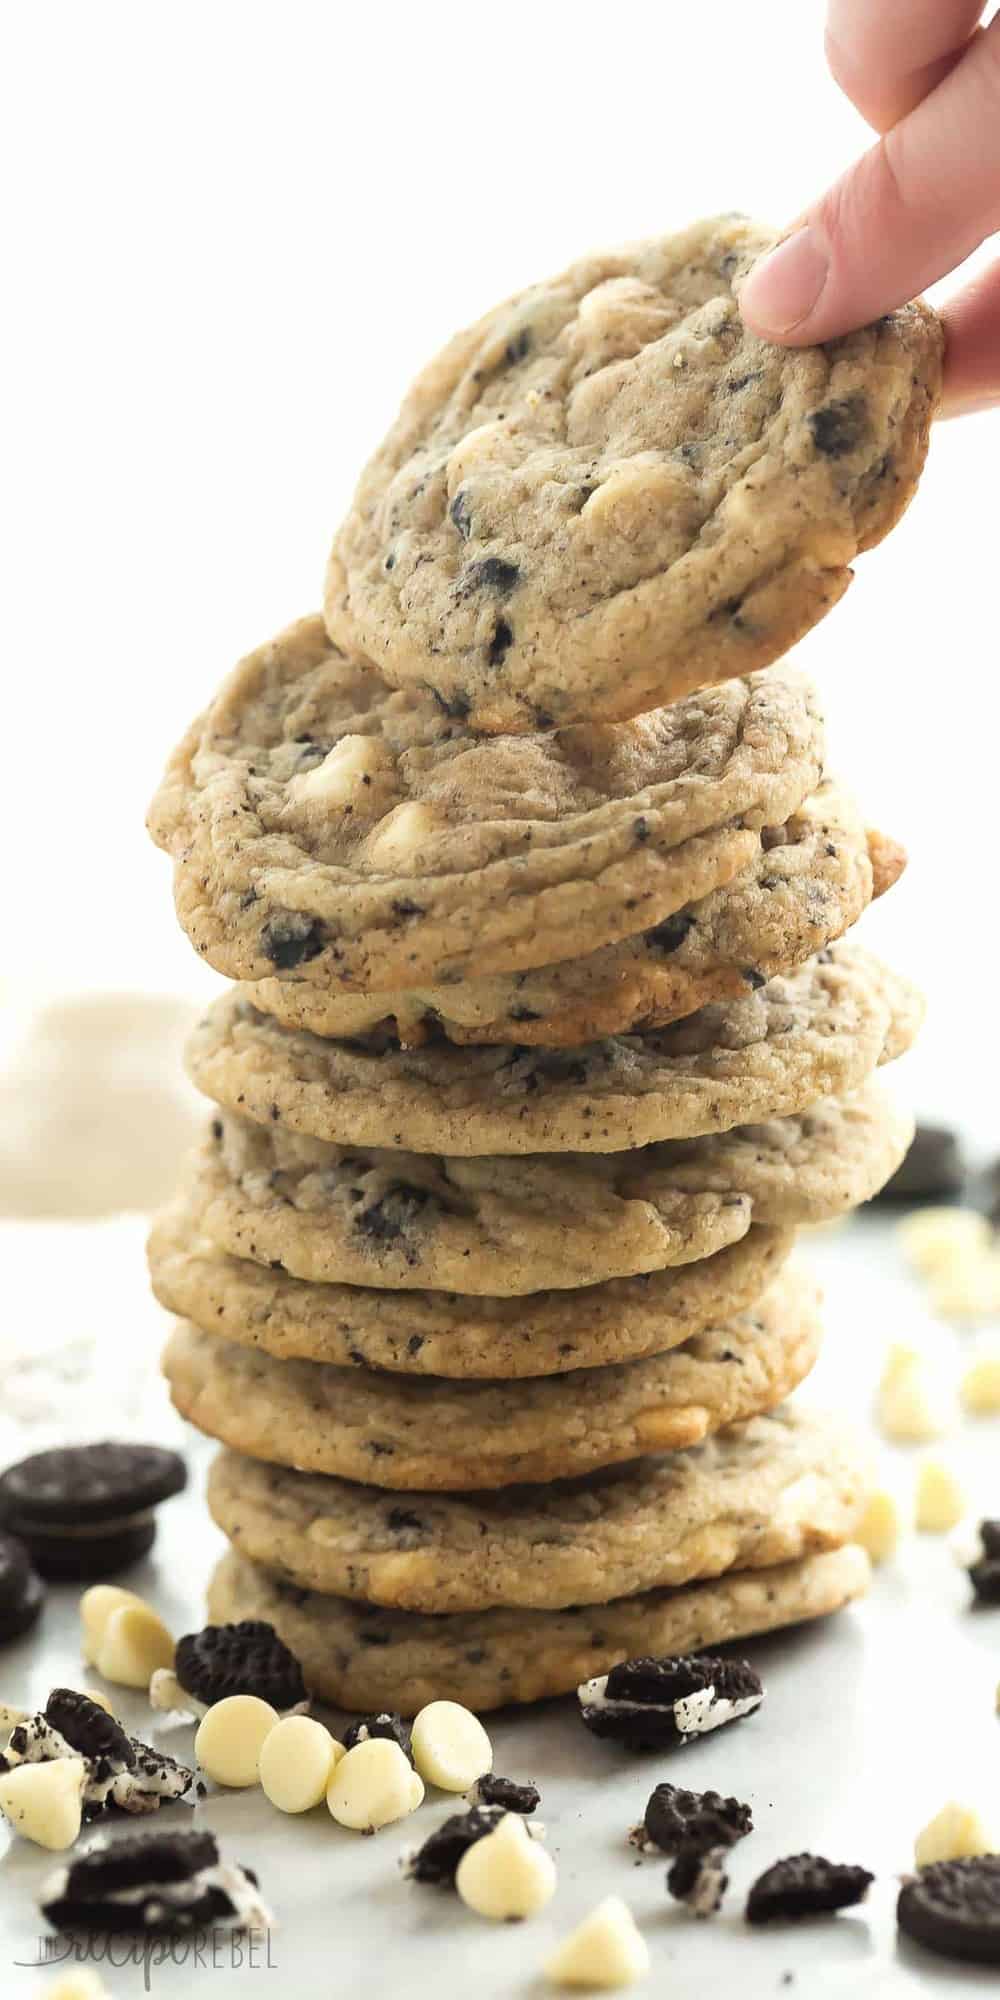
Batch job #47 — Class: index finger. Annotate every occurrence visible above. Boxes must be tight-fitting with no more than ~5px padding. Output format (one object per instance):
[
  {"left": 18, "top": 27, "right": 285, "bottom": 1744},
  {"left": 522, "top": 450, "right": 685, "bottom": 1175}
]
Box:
[{"left": 826, "top": 0, "right": 984, "bottom": 130}]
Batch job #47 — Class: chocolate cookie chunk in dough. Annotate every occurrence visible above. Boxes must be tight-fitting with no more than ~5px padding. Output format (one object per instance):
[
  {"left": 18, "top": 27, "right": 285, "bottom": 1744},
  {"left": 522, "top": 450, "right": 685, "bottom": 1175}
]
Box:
[
  {"left": 0, "top": 1443, "right": 186, "bottom": 1581},
  {"left": 326, "top": 215, "right": 942, "bottom": 733},
  {"left": 578, "top": 1654, "right": 763, "bottom": 1750},
  {"left": 39, "top": 1827, "right": 272, "bottom": 1934},
  {"left": 0, "top": 1532, "right": 44, "bottom": 1644},
  {"left": 746, "top": 1853, "right": 873, "bottom": 1924},
  {"left": 631, "top": 1782, "right": 753, "bottom": 1856},
  {"left": 898, "top": 1856, "right": 1000, "bottom": 1966},
  {"left": 148, "top": 618, "right": 824, "bottom": 994}
]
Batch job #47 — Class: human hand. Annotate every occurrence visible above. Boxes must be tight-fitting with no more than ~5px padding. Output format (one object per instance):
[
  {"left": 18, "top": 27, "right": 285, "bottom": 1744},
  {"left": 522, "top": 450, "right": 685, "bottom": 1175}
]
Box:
[{"left": 739, "top": 1, "right": 1000, "bottom": 415}]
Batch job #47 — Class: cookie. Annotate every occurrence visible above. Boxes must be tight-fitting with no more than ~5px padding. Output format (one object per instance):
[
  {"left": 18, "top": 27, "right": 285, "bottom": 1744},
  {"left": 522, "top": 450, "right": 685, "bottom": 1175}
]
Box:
[
  {"left": 164, "top": 1271, "right": 821, "bottom": 1491},
  {"left": 192, "top": 1083, "right": 911, "bottom": 1294},
  {"left": 324, "top": 215, "right": 941, "bottom": 734},
  {"left": 897, "top": 1856, "right": 1000, "bottom": 1966},
  {"left": 746, "top": 1853, "right": 874, "bottom": 1923},
  {"left": 203, "top": 1405, "right": 867, "bottom": 1609},
  {"left": 206, "top": 1543, "right": 871, "bottom": 1713},
  {"left": 187, "top": 946, "right": 918, "bottom": 1158},
  {"left": 0, "top": 1444, "right": 187, "bottom": 1581},
  {"left": 0, "top": 1533, "right": 44, "bottom": 1644},
  {"left": 578, "top": 1654, "right": 763, "bottom": 1750},
  {"left": 39, "top": 1827, "right": 271, "bottom": 1934},
  {"left": 149, "top": 1191, "right": 791, "bottom": 1377},
  {"left": 147, "top": 619, "right": 824, "bottom": 992},
  {"left": 244, "top": 785, "right": 894, "bottom": 1047}
]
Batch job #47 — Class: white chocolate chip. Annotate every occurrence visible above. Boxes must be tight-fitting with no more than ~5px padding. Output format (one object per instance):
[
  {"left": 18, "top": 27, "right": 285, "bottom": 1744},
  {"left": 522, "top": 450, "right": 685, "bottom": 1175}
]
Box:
[
  {"left": 95, "top": 1603, "right": 175, "bottom": 1688},
  {"left": 915, "top": 1802, "right": 998, "bottom": 1867},
  {"left": 447, "top": 420, "right": 507, "bottom": 480},
  {"left": 930, "top": 1256, "right": 1000, "bottom": 1323},
  {"left": 456, "top": 1811, "right": 557, "bottom": 1920},
  {"left": 545, "top": 1895, "right": 650, "bottom": 1988},
  {"left": 259, "top": 1715, "right": 344, "bottom": 1814},
  {"left": 79, "top": 1584, "right": 148, "bottom": 1665},
  {"left": 915, "top": 1457, "right": 967, "bottom": 1533},
  {"left": 326, "top": 1736, "right": 424, "bottom": 1833},
  {"left": 855, "top": 1487, "right": 908, "bottom": 1563},
  {"left": 898, "top": 1208, "right": 993, "bottom": 1278},
  {"left": 410, "top": 1699, "right": 492, "bottom": 1793},
  {"left": 366, "top": 801, "right": 438, "bottom": 872},
  {"left": 0, "top": 1756, "right": 85, "bottom": 1850},
  {"left": 876, "top": 1354, "right": 948, "bottom": 1443},
  {"left": 195, "top": 1695, "right": 279, "bottom": 1789},
  {"left": 40, "top": 1972, "right": 111, "bottom": 2000},
  {"left": 961, "top": 1338, "right": 1000, "bottom": 1413},
  {"left": 289, "top": 734, "right": 388, "bottom": 809}
]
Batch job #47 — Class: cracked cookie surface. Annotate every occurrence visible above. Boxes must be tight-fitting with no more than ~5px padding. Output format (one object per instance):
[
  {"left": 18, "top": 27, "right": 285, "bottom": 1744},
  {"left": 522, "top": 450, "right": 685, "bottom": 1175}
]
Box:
[
  {"left": 206, "top": 1405, "right": 868, "bottom": 1611},
  {"left": 325, "top": 215, "right": 942, "bottom": 732},
  {"left": 147, "top": 616, "right": 822, "bottom": 991}
]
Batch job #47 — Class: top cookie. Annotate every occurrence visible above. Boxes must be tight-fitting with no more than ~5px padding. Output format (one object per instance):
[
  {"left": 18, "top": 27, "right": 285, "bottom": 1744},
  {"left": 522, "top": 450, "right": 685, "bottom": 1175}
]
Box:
[
  {"left": 325, "top": 215, "right": 942, "bottom": 733},
  {"left": 147, "top": 618, "right": 821, "bottom": 991}
]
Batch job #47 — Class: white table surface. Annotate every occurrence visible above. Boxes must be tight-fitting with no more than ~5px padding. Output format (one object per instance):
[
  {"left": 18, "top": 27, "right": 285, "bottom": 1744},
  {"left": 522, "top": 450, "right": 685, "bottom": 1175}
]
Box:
[{"left": 2, "top": 1210, "right": 999, "bottom": 1997}]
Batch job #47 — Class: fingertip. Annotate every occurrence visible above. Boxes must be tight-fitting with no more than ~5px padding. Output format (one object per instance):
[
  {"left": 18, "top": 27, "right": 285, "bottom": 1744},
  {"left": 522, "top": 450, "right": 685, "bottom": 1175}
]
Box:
[{"left": 738, "top": 227, "right": 831, "bottom": 344}]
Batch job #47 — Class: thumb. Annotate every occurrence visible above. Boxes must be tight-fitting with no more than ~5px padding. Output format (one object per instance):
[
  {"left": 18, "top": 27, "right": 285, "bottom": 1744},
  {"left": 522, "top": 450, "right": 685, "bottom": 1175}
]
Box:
[{"left": 739, "top": 17, "right": 1000, "bottom": 343}]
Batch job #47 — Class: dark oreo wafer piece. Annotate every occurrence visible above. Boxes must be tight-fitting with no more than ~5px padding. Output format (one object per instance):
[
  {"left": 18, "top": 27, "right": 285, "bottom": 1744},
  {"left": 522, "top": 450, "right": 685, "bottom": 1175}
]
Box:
[
  {"left": 343, "top": 1711, "right": 412, "bottom": 1760},
  {"left": 635, "top": 1781, "right": 753, "bottom": 1855},
  {"left": 0, "top": 1531, "right": 44, "bottom": 1643},
  {"left": 898, "top": 1856, "right": 1000, "bottom": 1965},
  {"left": 401, "top": 1805, "right": 504, "bottom": 1885},
  {"left": 175, "top": 1619, "right": 307, "bottom": 1711},
  {"left": 39, "top": 1826, "right": 268, "bottom": 1934},
  {"left": 469, "top": 1772, "right": 540, "bottom": 1814},
  {"left": 44, "top": 1689, "right": 135, "bottom": 1771},
  {"left": 667, "top": 1843, "right": 729, "bottom": 1916},
  {"left": 746, "top": 1853, "right": 873, "bottom": 1924},
  {"left": 579, "top": 1654, "right": 763, "bottom": 1750},
  {"left": 874, "top": 1122, "right": 965, "bottom": 1203},
  {"left": 0, "top": 1443, "right": 186, "bottom": 1581},
  {"left": 968, "top": 1520, "right": 1000, "bottom": 1604}
]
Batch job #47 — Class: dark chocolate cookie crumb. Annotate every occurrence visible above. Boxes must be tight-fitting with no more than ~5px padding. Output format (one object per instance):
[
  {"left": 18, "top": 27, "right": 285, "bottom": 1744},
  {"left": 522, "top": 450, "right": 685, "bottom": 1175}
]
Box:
[
  {"left": 343, "top": 1712, "right": 412, "bottom": 1761},
  {"left": 668, "top": 1842, "right": 729, "bottom": 1917},
  {"left": 401, "top": 1805, "right": 504, "bottom": 1885},
  {"left": 468, "top": 1772, "right": 540, "bottom": 1815},
  {"left": 175, "top": 1619, "right": 306, "bottom": 1711},
  {"left": 746, "top": 1853, "right": 873, "bottom": 1924},
  {"left": 898, "top": 1856, "right": 1000, "bottom": 1965},
  {"left": 633, "top": 1781, "right": 753, "bottom": 1855}
]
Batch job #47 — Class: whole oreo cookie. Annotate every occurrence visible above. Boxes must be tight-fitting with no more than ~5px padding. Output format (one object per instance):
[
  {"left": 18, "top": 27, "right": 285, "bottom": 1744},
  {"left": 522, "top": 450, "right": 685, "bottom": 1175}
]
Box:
[
  {"left": 898, "top": 1856, "right": 1000, "bottom": 1965},
  {"left": 0, "top": 1443, "right": 186, "bottom": 1581},
  {"left": 578, "top": 1654, "right": 763, "bottom": 1750},
  {"left": 746, "top": 1853, "right": 873, "bottom": 1924},
  {"left": 343, "top": 1711, "right": 412, "bottom": 1761},
  {"left": 174, "top": 1619, "right": 307, "bottom": 1712},
  {"left": 0, "top": 1531, "right": 44, "bottom": 1642},
  {"left": 634, "top": 1781, "right": 753, "bottom": 1855}
]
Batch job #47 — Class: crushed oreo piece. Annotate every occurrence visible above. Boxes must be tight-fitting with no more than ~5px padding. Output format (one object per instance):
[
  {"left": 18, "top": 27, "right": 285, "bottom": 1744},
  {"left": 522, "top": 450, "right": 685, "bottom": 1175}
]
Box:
[
  {"left": 631, "top": 1781, "right": 753, "bottom": 1855},
  {"left": 968, "top": 1521, "right": 1000, "bottom": 1603},
  {"left": 2, "top": 1690, "right": 194, "bottom": 1819},
  {"left": 807, "top": 394, "right": 868, "bottom": 459},
  {"left": 746, "top": 1854, "right": 873, "bottom": 1924},
  {"left": 668, "top": 1843, "right": 729, "bottom": 1917},
  {"left": 39, "top": 1827, "right": 271, "bottom": 1934},
  {"left": 343, "top": 1712, "right": 412, "bottom": 1761},
  {"left": 44, "top": 1689, "right": 134, "bottom": 1771},
  {"left": 468, "top": 1772, "right": 540, "bottom": 1815},
  {"left": 260, "top": 913, "right": 325, "bottom": 970},
  {"left": 400, "top": 1805, "right": 503, "bottom": 1885},
  {"left": 898, "top": 1856, "right": 1000, "bottom": 1965},
  {"left": 171, "top": 1619, "right": 307, "bottom": 1714},
  {"left": 874, "top": 1122, "right": 965, "bottom": 1204},
  {"left": 0, "top": 1443, "right": 185, "bottom": 1581},
  {"left": 579, "top": 1655, "right": 763, "bottom": 1750}
]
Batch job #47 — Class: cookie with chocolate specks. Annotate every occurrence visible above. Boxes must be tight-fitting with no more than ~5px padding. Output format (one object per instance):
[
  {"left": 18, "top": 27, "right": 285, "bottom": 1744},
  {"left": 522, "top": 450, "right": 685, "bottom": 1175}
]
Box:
[
  {"left": 147, "top": 617, "right": 823, "bottom": 992},
  {"left": 207, "top": 1543, "right": 871, "bottom": 1714},
  {"left": 324, "top": 215, "right": 942, "bottom": 733}
]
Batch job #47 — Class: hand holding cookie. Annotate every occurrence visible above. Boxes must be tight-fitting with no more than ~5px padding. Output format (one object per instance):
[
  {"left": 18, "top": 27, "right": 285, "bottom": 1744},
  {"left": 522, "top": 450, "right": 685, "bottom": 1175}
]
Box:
[{"left": 739, "top": 0, "right": 1000, "bottom": 416}]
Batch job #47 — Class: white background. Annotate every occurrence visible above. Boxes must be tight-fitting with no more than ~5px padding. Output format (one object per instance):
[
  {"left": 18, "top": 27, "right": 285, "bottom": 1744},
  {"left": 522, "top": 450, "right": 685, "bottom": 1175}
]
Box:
[{"left": 4, "top": 0, "right": 998, "bottom": 1138}]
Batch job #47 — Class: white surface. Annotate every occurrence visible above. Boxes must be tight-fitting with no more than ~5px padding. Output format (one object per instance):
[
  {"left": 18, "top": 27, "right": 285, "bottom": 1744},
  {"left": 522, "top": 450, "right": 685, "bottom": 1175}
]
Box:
[{"left": 1, "top": 1214, "right": 999, "bottom": 1994}]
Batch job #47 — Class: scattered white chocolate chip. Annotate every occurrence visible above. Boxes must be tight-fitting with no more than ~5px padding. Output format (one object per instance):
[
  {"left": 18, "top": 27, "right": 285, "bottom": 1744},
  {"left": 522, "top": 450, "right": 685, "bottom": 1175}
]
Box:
[
  {"left": 79, "top": 1584, "right": 147, "bottom": 1665},
  {"left": 915, "top": 1457, "right": 967, "bottom": 1534},
  {"left": 194, "top": 1694, "right": 279, "bottom": 1790},
  {"left": 897, "top": 1208, "right": 993, "bottom": 1278},
  {"left": 365, "top": 801, "right": 437, "bottom": 871},
  {"left": 855, "top": 1486, "right": 908, "bottom": 1564},
  {"left": 411, "top": 1699, "right": 492, "bottom": 1793},
  {"left": 259, "top": 1714, "right": 344, "bottom": 1814},
  {"left": 961, "top": 1338, "right": 1000, "bottom": 1414},
  {"left": 0, "top": 1756, "right": 85, "bottom": 1850},
  {"left": 95, "top": 1603, "right": 175, "bottom": 1688},
  {"left": 456, "top": 1810, "right": 557, "bottom": 1920},
  {"left": 289, "top": 733, "right": 387, "bottom": 809},
  {"left": 915, "top": 1802, "right": 998, "bottom": 1868},
  {"left": 326, "top": 1736, "right": 424, "bottom": 1833},
  {"left": 545, "top": 1895, "right": 650, "bottom": 1988},
  {"left": 40, "top": 1971, "right": 111, "bottom": 2000},
  {"left": 876, "top": 1353, "right": 948, "bottom": 1444}
]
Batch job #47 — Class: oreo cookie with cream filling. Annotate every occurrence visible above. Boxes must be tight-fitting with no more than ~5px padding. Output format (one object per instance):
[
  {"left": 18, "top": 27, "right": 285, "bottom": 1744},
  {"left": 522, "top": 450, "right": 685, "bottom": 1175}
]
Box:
[
  {"left": 39, "top": 1826, "right": 271, "bottom": 1934},
  {"left": 631, "top": 1780, "right": 753, "bottom": 1855},
  {"left": 898, "top": 1855, "right": 1000, "bottom": 1965},
  {"left": 578, "top": 1654, "right": 763, "bottom": 1749},
  {"left": 468, "top": 1772, "right": 540, "bottom": 1815},
  {"left": 667, "top": 1843, "right": 730, "bottom": 1916},
  {"left": 2, "top": 1689, "right": 194, "bottom": 1817},
  {"left": 0, "top": 1443, "right": 186, "bottom": 1581},
  {"left": 0, "top": 1531, "right": 44, "bottom": 1643},
  {"left": 343, "top": 1711, "right": 412, "bottom": 1760},
  {"left": 151, "top": 1618, "right": 308, "bottom": 1719},
  {"left": 746, "top": 1853, "right": 873, "bottom": 1924}
]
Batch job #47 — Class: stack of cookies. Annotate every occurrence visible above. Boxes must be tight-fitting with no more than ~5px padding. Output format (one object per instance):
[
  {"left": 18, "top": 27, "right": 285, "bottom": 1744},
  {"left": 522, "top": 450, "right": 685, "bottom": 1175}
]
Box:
[{"left": 148, "top": 216, "right": 943, "bottom": 1715}]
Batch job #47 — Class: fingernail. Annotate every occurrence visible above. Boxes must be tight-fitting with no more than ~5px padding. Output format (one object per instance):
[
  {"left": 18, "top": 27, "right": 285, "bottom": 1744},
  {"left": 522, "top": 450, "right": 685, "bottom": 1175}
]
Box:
[{"left": 738, "top": 226, "right": 829, "bottom": 338}]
